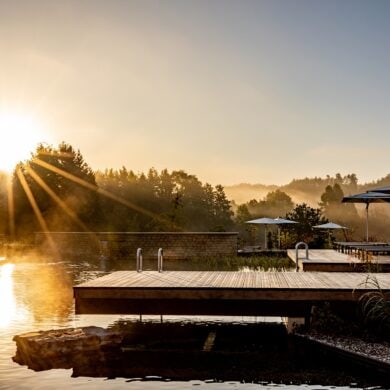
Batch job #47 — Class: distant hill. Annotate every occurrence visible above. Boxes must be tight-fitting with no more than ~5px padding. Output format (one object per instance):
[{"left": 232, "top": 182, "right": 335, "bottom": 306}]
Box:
[
  {"left": 224, "top": 182, "right": 321, "bottom": 206},
  {"left": 224, "top": 173, "right": 390, "bottom": 207},
  {"left": 224, "top": 183, "right": 278, "bottom": 205}
]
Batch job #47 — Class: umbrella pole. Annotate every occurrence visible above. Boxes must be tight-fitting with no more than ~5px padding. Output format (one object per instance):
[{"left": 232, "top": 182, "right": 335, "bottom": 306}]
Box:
[
  {"left": 365, "top": 203, "right": 369, "bottom": 242},
  {"left": 264, "top": 226, "right": 267, "bottom": 250},
  {"left": 278, "top": 227, "right": 281, "bottom": 249}
]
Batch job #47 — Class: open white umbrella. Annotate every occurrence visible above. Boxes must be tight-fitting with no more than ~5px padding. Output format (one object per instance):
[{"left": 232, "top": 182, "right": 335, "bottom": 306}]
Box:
[
  {"left": 313, "top": 222, "right": 349, "bottom": 245},
  {"left": 245, "top": 217, "right": 279, "bottom": 249},
  {"left": 274, "top": 217, "right": 298, "bottom": 249},
  {"left": 342, "top": 192, "right": 390, "bottom": 241},
  {"left": 313, "top": 222, "right": 349, "bottom": 230}
]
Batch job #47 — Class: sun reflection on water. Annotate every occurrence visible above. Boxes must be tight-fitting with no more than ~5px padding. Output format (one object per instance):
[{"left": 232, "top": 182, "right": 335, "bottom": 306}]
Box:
[{"left": 0, "top": 264, "right": 29, "bottom": 328}]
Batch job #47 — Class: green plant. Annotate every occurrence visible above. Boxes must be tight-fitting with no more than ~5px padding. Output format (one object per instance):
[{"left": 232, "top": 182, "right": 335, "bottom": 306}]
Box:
[
  {"left": 309, "top": 302, "right": 358, "bottom": 335},
  {"left": 184, "top": 255, "right": 294, "bottom": 272},
  {"left": 358, "top": 275, "right": 390, "bottom": 340}
]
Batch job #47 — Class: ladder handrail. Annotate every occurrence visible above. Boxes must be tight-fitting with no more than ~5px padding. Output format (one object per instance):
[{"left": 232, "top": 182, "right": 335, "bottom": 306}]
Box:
[
  {"left": 295, "top": 242, "right": 308, "bottom": 272},
  {"left": 136, "top": 248, "right": 143, "bottom": 272},
  {"left": 157, "top": 248, "right": 163, "bottom": 272}
]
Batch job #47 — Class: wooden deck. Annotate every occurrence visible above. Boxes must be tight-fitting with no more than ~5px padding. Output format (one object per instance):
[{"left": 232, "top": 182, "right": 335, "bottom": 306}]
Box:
[
  {"left": 74, "top": 271, "right": 390, "bottom": 316},
  {"left": 288, "top": 249, "right": 390, "bottom": 272}
]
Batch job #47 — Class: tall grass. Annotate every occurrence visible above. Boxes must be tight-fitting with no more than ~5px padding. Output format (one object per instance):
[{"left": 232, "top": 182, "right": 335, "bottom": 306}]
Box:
[
  {"left": 358, "top": 275, "right": 390, "bottom": 340},
  {"left": 163, "top": 255, "right": 294, "bottom": 272}
]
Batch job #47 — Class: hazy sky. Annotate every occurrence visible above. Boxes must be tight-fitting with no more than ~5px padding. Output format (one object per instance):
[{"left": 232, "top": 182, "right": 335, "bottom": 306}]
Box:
[{"left": 1, "top": 0, "right": 390, "bottom": 185}]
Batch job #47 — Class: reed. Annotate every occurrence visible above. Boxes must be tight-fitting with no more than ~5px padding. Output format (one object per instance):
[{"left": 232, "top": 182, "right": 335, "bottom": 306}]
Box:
[
  {"left": 358, "top": 275, "right": 390, "bottom": 340},
  {"left": 182, "top": 255, "right": 294, "bottom": 272}
]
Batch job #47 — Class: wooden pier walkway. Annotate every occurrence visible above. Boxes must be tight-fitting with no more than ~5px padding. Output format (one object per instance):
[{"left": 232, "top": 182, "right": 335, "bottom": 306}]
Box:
[
  {"left": 74, "top": 271, "right": 390, "bottom": 317},
  {"left": 288, "top": 249, "right": 390, "bottom": 272}
]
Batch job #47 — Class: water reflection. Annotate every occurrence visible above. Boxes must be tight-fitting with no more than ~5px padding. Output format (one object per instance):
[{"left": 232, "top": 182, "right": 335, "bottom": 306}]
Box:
[
  {"left": 13, "top": 322, "right": 292, "bottom": 380},
  {"left": 0, "top": 256, "right": 388, "bottom": 390},
  {"left": 0, "top": 263, "right": 29, "bottom": 328},
  {"left": 0, "top": 259, "right": 83, "bottom": 330},
  {"left": 11, "top": 320, "right": 389, "bottom": 388},
  {"left": 19, "top": 263, "right": 74, "bottom": 324}
]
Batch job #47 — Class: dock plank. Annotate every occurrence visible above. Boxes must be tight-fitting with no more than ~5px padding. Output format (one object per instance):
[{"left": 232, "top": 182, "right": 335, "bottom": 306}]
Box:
[
  {"left": 75, "top": 271, "right": 390, "bottom": 293},
  {"left": 288, "top": 249, "right": 390, "bottom": 272},
  {"left": 74, "top": 270, "right": 390, "bottom": 316}
]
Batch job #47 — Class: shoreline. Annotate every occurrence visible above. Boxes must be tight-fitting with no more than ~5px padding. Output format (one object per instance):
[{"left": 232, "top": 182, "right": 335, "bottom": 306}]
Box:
[{"left": 295, "top": 332, "right": 390, "bottom": 375}]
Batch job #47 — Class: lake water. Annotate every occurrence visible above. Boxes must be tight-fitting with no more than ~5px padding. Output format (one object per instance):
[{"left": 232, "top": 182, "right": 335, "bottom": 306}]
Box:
[{"left": 0, "top": 254, "right": 387, "bottom": 389}]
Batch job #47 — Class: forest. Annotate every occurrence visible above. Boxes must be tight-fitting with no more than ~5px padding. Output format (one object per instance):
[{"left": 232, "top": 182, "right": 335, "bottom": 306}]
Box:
[{"left": 0, "top": 142, "right": 389, "bottom": 248}]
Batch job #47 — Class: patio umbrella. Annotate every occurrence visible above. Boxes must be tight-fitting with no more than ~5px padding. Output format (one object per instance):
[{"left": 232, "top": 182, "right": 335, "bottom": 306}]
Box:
[
  {"left": 245, "top": 217, "right": 279, "bottom": 249},
  {"left": 342, "top": 192, "right": 390, "bottom": 241},
  {"left": 369, "top": 186, "right": 390, "bottom": 194},
  {"left": 313, "top": 222, "right": 349, "bottom": 230},
  {"left": 274, "top": 217, "right": 298, "bottom": 249},
  {"left": 313, "top": 222, "right": 349, "bottom": 244}
]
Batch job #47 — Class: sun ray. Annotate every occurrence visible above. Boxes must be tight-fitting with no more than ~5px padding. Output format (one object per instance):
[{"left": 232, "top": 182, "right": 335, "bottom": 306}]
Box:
[
  {"left": 16, "top": 168, "right": 59, "bottom": 256},
  {"left": 32, "top": 157, "right": 181, "bottom": 230},
  {"left": 6, "top": 176, "right": 15, "bottom": 241},
  {"left": 26, "top": 165, "right": 100, "bottom": 246}
]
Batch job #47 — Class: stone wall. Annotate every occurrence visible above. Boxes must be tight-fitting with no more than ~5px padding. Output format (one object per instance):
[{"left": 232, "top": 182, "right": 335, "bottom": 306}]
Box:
[{"left": 35, "top": 232, "right": 238, "bottom": 260}]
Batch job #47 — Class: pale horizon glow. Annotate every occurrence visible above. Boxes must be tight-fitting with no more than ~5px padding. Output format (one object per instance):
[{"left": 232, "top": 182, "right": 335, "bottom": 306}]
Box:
[{"left": 1, "top": 0, "right": 390, "bottom": 185}]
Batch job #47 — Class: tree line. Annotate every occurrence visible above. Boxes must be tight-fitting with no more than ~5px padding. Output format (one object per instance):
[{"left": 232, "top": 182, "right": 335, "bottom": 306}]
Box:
[
  {"left": 7, "top": 142, "right": 234, "bottom": 239},
  {"left": 0, "top": 142, "right": 387, "bottom": 247}
]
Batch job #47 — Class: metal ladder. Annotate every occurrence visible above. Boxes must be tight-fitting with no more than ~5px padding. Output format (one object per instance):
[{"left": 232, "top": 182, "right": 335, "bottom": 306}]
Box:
[
  {"left": 136, "top": 247, "right": 164, "bottom": 272},
  {"left": 295, "top": 242, "right": 308, "bottom": 272}
]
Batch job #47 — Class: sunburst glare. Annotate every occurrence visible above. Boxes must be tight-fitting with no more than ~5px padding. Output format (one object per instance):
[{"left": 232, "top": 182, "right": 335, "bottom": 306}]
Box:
[{"left": 0, "top": 110, "right": 48, "bottom": 172}]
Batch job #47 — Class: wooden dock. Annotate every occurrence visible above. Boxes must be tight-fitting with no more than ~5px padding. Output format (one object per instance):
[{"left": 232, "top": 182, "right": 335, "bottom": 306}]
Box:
[
  {"left": 74, "top": 271, "right": 390, "bottom": 317},
  {"left": 288, "top": 249, "right": 390, "bottom": 272}
]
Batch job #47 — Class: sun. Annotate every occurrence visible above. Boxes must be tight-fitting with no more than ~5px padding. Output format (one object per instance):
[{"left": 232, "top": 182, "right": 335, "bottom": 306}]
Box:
[{"left": 0, "top": 110, "right": 47, "bottom": 173}]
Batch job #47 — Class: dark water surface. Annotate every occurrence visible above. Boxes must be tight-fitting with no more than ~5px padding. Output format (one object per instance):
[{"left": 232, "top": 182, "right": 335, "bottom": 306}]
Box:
[{"left": 0, "top": 255, "right": 387, "bottom": 389}]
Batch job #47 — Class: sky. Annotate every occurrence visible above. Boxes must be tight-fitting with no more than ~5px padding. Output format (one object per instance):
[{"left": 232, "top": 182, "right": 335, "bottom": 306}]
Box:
[{"left": 1, "top": 0, "right": 390, "bottom": 185}]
